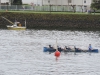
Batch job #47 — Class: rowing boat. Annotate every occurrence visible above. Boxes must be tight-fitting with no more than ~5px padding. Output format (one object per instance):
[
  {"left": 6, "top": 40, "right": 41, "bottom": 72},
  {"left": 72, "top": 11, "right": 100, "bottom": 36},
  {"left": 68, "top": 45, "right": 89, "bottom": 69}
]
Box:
[{"left": 43, "top": 46, "right": 99, "bottom": 53}]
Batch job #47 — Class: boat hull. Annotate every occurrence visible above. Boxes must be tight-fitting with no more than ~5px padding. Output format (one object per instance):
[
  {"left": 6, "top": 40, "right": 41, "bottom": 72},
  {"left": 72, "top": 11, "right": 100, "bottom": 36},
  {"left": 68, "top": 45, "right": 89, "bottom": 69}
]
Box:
[
  {"left": 7, "top": 26, "right": 26, "bottom": 30},
  {"left": 43, "top": 47, "right": 99, "bottom": 53},
  {"left": 43, "top": 47, "right": 62, "bottom": 52}
]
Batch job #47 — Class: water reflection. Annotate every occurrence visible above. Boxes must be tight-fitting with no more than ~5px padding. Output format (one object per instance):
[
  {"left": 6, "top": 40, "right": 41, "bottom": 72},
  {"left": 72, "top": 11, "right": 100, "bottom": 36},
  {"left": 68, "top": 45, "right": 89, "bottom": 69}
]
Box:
[{"left": 0, "top": 29, "right": 100, "bottom": 75}]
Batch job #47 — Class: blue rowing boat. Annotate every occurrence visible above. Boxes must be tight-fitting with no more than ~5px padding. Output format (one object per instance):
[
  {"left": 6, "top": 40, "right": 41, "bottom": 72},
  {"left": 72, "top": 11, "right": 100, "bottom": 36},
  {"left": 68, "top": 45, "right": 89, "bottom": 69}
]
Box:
[{"left": 43, "top": 46, "right": 99, "bottom": 53}]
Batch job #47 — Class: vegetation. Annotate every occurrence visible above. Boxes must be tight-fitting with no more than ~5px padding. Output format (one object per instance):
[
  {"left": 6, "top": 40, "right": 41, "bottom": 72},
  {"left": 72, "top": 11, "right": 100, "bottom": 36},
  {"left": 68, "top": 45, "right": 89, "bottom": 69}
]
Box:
[
  {"left": 0, "top": 10, "right": 100, "bottom": 15},
  {"left": 91, "top": 0, "right": 100, "bottom": 10},
  {"left": 12, "top": 0, "right": 22, "bottom": 5}
]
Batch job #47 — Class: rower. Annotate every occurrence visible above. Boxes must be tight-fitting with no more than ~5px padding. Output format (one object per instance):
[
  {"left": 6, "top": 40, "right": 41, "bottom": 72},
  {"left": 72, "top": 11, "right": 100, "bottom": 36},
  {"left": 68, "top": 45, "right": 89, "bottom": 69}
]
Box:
[
  {"left": 49, "top": 45, "right": 53, "bottom": 49},
  {"left": 88, "top": 44, "right": 93, "bottom": 51},
  {"left": 18, "top": 23, "right": 22, "bottom": 27}
]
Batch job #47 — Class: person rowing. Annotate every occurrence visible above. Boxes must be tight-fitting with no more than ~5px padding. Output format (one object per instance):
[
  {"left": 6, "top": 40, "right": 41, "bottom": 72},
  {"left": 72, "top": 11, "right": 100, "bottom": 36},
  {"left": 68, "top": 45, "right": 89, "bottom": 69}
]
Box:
[
  {"left": 88, "top": 44, "right": 93, "bottom": 51},
  {"left": 74, "top": 46, "right": 82, "bottom": 52},
  {"left": 63, "top": 46, "right": 74, "bottom": 52}
]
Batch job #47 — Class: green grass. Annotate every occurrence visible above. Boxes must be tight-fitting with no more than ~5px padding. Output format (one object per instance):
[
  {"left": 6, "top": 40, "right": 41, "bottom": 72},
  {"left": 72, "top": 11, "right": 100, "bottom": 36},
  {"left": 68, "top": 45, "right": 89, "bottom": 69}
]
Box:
[{"left": 0, "top": 10, "right": 100, "bottom": 15}]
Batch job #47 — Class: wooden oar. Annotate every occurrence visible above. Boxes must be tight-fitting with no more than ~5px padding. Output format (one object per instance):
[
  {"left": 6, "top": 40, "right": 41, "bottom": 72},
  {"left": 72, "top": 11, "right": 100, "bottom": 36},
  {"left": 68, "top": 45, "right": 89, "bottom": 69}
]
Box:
[{"left": 1, "top": 16, "right": 14, "bottom": 25}]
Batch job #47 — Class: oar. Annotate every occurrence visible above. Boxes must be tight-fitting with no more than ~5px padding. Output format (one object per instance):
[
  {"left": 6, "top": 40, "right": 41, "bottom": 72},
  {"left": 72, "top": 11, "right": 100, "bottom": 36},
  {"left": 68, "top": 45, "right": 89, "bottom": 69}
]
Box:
[
  {"left": 74, "top": 46, "right": 76, "bottom": 55},
  {"left": 25, "top": 19, "right": 26, "bottom": 27},
  {"left": 89, "top": 48, "right": 91, "bottom": 55},
  {"left": 1, "top": 16, "right": 14, "bottom": 25}
]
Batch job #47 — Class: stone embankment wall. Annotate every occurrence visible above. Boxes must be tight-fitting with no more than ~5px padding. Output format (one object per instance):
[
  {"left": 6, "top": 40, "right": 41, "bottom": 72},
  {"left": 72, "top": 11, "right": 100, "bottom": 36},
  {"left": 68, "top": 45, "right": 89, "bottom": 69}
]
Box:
[{"left": 0, "top": 12, "right": 100, "bottom": 30}]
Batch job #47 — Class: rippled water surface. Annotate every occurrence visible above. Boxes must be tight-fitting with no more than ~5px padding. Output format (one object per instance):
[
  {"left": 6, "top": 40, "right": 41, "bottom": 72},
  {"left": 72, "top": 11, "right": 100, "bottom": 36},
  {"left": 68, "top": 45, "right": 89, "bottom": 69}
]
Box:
[{"left": 0, "top": 29, "right": 100, "bottom": 75}]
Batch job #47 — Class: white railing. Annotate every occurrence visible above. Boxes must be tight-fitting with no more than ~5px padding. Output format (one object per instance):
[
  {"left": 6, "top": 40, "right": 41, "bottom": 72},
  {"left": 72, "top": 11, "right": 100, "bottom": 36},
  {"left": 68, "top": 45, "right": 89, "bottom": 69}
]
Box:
[{"left": 0, "top": 5, "right": 87, "bottom": 12}]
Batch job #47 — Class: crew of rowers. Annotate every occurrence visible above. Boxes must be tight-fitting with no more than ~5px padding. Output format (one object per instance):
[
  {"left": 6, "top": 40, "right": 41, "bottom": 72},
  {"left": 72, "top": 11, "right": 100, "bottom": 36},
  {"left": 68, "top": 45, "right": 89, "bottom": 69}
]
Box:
[{"left": 48, "top": 44, "right": 93, "bottom": 52}]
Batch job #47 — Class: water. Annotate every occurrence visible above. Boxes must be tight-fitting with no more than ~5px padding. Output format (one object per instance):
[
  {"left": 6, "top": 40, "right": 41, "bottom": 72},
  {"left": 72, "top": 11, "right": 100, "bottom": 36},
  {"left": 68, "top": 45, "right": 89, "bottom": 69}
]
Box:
[{"left": 0, "top": 29, "right": 100, "bottom": 75}]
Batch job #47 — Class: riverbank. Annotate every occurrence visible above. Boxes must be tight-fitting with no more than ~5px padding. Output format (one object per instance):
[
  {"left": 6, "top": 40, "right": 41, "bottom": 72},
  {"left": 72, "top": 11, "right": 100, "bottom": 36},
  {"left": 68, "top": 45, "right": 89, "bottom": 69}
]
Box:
[{"left": 0, "top": 12, "right": 100, "bottom": 30}]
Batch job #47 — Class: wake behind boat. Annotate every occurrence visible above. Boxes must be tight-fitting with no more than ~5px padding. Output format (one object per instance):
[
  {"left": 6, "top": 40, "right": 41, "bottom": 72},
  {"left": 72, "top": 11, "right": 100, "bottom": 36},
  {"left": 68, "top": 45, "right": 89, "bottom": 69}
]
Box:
[{"left": 2, "top": 16, "right": 26, "bottom": 30}]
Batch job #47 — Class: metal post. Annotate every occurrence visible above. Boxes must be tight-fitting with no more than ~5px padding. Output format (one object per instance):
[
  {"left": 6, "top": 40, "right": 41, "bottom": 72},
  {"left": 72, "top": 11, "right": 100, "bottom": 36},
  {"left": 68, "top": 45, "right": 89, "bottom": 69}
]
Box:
[
  {"left": 56, "top": 0, "right": 57, "bottom": 11},
  {"left": 68, "top": 0, "right": 69, "bottom": 11},
  {"left": 48, "top": 0, "right": 51, "bottom": 13},
  {"left": 16, "top": 5, "right": 17, "bottom": 10},
  {"left": 6, "top": 2, "right": 9, "bottom": 11},
  {"left": 42, "top": 0, "right": 44, "bottom": 11},
  {"left": 0, "top": 0, "right": 1, "bottom": 10},
  {"left": 61, "top": 0, "right": 62, "bottom": 11},
  {"left": 82, "top": 0, "right": 83, "bottom": 12},
  {"left": 72, "top": 0, "right": 75, "bottom": 13}
]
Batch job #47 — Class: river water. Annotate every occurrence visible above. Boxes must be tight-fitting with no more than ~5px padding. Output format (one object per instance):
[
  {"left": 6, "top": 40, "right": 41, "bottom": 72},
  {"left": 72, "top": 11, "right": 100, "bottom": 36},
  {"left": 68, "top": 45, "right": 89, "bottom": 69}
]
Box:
[{"left": 0, "top": 29, "right": 100, "bottom": 75}]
